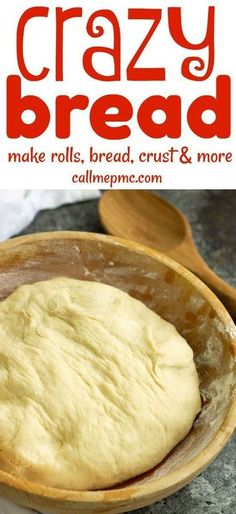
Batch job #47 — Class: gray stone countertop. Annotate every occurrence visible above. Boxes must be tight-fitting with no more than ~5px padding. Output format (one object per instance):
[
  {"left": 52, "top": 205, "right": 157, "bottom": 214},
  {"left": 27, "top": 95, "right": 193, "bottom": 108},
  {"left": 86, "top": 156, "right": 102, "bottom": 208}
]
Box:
[{"left": 20, "top": 190, "right": 236, "bottom": 514}]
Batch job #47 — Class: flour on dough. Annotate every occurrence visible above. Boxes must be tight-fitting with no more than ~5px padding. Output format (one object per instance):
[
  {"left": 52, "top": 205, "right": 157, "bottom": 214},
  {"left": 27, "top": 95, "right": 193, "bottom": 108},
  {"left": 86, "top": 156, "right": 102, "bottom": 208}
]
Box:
[{"left": 0, "top": 277, "right": 201, "bottom": 490}]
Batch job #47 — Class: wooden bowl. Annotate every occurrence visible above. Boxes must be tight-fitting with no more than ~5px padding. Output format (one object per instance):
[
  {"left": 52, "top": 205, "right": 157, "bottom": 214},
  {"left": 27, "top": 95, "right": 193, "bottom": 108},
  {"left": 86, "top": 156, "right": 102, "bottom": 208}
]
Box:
[{"left": 0, "top": 232, "right": 235, "bottom": 514}]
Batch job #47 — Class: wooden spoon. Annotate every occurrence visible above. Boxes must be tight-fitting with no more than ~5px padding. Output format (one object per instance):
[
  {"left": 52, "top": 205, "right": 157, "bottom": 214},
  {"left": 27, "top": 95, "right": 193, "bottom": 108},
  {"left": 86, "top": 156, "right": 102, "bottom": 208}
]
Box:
[{"left": 99, "top": 190, "right": 236, "bottom": 319}]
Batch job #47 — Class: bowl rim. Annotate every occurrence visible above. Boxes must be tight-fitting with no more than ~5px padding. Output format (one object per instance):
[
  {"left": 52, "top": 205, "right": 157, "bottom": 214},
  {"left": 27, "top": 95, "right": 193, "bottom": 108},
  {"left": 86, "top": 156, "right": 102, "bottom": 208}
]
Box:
[{"left": 0, "top": 230, "right": 235, "bottom": 504}]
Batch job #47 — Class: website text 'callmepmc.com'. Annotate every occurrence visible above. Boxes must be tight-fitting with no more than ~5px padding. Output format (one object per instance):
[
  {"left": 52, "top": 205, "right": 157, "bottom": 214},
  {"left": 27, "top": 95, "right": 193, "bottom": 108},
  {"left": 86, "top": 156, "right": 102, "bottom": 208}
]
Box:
[{"left": 72, "top": 170, "right": 162, "bottom": 188}]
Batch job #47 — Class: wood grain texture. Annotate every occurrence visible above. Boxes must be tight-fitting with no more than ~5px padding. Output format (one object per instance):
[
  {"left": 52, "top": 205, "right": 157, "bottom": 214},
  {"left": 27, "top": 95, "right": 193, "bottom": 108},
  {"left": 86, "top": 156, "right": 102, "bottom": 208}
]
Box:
[
  {"left": 0, "top": 231, "right": 235, "bottom": 514},
  {"left": 99, "top": 191, "right": 236, "bottom": 319}
]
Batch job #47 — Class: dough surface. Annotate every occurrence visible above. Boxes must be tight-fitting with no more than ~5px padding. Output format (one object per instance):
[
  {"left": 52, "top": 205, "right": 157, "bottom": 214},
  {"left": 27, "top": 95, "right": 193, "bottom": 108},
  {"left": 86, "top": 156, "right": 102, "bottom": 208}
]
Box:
[{"left": 0, "top": 277, "right": 201, "bottom": 490}]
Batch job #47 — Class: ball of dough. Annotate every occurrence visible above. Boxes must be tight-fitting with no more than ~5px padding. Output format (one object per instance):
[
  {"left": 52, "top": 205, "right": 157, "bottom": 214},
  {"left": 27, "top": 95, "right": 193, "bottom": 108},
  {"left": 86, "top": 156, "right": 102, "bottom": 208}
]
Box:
[{"left": 0, "top": 278, "right": 201, "bottom": 490}]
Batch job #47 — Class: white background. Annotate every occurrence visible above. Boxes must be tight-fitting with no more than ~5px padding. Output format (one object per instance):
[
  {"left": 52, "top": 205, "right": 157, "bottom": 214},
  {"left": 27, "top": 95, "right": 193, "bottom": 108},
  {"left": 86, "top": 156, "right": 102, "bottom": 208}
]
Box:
[{"left": 0, "top": 0, "right": 235, "bottom": 189}]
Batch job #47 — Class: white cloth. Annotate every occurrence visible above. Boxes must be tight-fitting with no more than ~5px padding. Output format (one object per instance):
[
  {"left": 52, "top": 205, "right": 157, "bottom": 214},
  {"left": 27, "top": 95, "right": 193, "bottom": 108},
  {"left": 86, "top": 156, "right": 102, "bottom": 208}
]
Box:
[
  {"left": 0, "top": 190, "right": 100, "bottom": 242},
  {"left": 0, "top": 189, "right": 100, "bottom": 512}
]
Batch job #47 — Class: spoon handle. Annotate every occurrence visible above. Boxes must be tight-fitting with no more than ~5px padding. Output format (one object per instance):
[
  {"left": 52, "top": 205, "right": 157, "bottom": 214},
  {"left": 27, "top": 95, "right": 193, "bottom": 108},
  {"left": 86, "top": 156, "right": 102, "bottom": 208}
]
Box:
[{"left": 193, "top": 260, "right": 236, "bottom": 320}]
